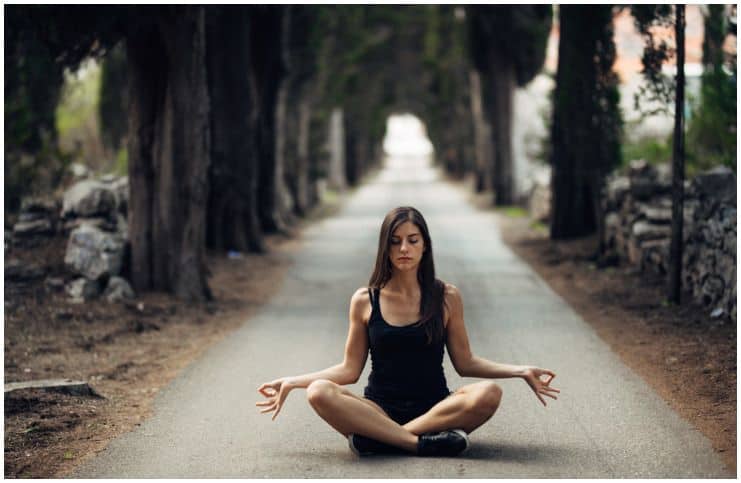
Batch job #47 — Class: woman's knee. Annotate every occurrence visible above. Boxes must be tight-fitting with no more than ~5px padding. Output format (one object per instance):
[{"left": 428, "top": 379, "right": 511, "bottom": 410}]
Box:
[
  {"left": 306, "top": 379, "right": 337, "bottom": 408},
  {"left": 468, "top": 382, "right": 502, "bottom": 416}
]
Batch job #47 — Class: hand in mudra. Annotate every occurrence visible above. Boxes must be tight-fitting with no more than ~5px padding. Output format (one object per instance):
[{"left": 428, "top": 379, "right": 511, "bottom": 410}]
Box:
[
  {"left": 522, "top": 367, "right": 560, "bottom": 406},
  {"left": 256, "top": 378, "right": 293, "bottom": 420}
]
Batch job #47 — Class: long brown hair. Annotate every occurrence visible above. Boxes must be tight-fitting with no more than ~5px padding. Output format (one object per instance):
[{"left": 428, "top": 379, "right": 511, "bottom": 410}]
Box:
[{"left": 368, "top": 206, "right": 446, "bottom": 344}]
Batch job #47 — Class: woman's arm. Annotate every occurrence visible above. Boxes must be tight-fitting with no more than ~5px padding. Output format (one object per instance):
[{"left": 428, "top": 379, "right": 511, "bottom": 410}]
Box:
[
  {"left": 256, "top": 288, "right": 370, "bottom": 419},
  {"left": 444, "top": 284, "right": 560, "bottom": 405}
]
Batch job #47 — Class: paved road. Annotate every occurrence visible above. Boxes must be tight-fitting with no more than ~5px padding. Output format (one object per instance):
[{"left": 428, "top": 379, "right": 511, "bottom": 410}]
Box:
[{"left": 73, "top": 154, "right": 731, "bottom": 478}]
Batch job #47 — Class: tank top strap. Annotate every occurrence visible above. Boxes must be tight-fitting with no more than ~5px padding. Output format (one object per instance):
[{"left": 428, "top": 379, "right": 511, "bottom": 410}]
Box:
[{"left": 367, "top": 287, "right": 381, "bottom": 318}]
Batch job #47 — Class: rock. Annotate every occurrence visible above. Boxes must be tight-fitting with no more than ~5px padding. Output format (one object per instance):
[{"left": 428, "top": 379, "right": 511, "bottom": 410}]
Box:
[
  {"left": 115, "top": 213, "right": 129, "bottom": 239},
  {"left": 13, "top": 218, "right": 53, "bottom": 237},
  {"left": 100, "top": 173, "right": 117, "bottom": 184},
  {"left": 66, "top": 277, "right": 101, "bottom": 300},
  {"left": 62, "top": 180, "right": 117, "bottom": 218},
  {"left": 632, "top": 221, "right": 671, "bottom": 241},
  {"left": 63, "top": 217, "right": 117, "bottom": 234},
  {"left": 20, "top": 197, "right": 58, "bottom": 215},
  {"left": 104, "top": 276, "right": 135, "bottom": 302},
  {"left": 44, "top": 277, "right": 65, "bottom": 291},
  {"left": 640, "top": 239, "right": 670, "bottom": 274},
  {"left": 655, "top": 163, "right": 672, "bottom": 188},
  {"left": 641, "top": 206, "right": 672, "bottom": 224},
  {"left": 628, "top": 159, "right": 655, "bottom": 177},
  {"left": 4, "top": 379, "right": 103, "bottom": 399},
  {"left": 64, "top": 224, "right": 125, "bottom": 281},
  {"left": 5, "top": 259, "right": 45, "bottom": 282},
  {"left": 69, "top": 162, "right": 89, "bottom": 179},
  {"left": 692, "top": 165, "right": 736, "bottom": 203},
  {"left": 710, "top": 307, "right": 725, "bottom": 318},
  {"left": 110, "top": 176, "right": 129, "bottom": 215},
  {"left": 18, "top": 212, "right": 46, "bottom": 223},
  {"left": 701, "top": 274, "right": 725, "bottom": 306}
]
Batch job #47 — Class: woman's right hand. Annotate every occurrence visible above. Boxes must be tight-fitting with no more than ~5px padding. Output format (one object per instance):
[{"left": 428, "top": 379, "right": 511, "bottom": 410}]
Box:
[{"left": 255, "top": 377, "right": 294, "bottom": 420}]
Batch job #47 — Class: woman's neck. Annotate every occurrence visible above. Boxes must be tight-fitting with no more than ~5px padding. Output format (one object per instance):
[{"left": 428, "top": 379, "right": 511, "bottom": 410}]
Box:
[{"left": 385, "top": 269, "right": 419, "bottom": 297}]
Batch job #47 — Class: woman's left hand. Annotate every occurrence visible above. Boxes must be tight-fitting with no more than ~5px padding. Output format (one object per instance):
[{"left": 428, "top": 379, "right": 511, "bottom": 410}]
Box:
[{"left": 521, "top": 367, "right": 560, "bottom": 406}]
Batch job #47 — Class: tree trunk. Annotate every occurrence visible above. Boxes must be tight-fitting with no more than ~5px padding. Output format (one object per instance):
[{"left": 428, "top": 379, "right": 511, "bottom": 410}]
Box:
[
  {"left": 127, "top": 6, "right": 212, "bottom": 301},
  {"left": 469, "top": 70, "right": 493, "bottom": 193},
  {"left": 668, "top": 5, "right": 686, "bottom": 303},
  {"left": 204, "top": 6, "right": 264, "bottom": 254},
  {"left": 486, "top": 48, "right": 516, "bottom": 205},
  {"left": 550, "top": 5, "right": 618, "bottom": 240},
  {"left": 250, "top": 6, "right": 291, "bottom": 234}
]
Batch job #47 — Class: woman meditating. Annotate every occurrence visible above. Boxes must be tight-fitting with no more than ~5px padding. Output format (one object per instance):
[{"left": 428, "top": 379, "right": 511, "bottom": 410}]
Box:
[{"left": 256, "top": 206, "right": 560, "bottom": 456}]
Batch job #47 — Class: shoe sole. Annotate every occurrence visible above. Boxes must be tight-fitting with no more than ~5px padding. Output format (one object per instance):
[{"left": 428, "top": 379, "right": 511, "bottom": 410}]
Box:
[
  {"left": 451, "top": 429, "right": 470, "bottom": 455},
  {"left": 348, "top": 434, "right": 373, "bottom": 457}
]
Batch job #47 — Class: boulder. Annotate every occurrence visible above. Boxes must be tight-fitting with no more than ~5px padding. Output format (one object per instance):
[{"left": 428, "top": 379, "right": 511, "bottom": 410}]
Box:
[
  {"left": 20, "top": 197, "right": 58, "bottom": 215},
  {"left": 44, "top": 277, "right": 66, "bottom": 291},
  {"left": 13, "top": 218, "right": 53, "bottom": 237},
  {"left": 63, "top": 217, "right": 117, "bottom": 234},
  {"left": 632, "top": 221, "right": 671, "bottom": 241},
  {"left": 104, "top": 276, "right": 135, "bottom": 302},
  {"left": 64, "top": 224, "right": 125, "bottom": 281},
  {"left": 639, "top": 205, "right": 672, "bottom": 224},
  {"left": 62, "top": 180, "right": 117, "bottom": 218},
  {"left": 66, "top": 277, "right": 101, "bottom": 301},
  {"left": 69, "top": 162, "right": 89, "bottom": 180},
  {"left": 110, "top": 176, "right": 129, "bottom": 215}
]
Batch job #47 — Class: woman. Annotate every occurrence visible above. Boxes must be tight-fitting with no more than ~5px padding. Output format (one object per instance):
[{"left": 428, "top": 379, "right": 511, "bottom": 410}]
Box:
[{"left": 256, "top": 206, "right": 560, "bottom": 457}]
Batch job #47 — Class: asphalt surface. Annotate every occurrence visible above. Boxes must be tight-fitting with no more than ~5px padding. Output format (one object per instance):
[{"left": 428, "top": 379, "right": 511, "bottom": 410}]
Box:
[{"left": 73, "top": 154, "right": 732, "bottom": 478}]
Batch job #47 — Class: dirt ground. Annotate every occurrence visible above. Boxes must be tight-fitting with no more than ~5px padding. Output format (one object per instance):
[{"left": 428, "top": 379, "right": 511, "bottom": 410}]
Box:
[
  {"left": 3, "top": 226, "right": 305, "bottom": 478},
  {"left": 4, "top": 195, "right": 736, "bottom": 477},
  {"left": 492, "top": 209, "right": 736, "bottom": 474}
]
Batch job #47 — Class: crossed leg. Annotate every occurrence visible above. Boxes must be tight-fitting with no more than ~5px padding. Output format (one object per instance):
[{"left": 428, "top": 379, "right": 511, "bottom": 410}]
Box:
[{"left": 306, "top": 379, "right": 502, "bottom": 452}]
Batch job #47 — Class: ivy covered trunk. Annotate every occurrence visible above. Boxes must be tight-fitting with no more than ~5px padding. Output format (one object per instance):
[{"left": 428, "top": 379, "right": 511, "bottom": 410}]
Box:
[
  {"left": 127, "top": 6, "right": 212, "bottom": 300},
  {"left": 549, "top": 5, "right": 620, "bottom": 240},
  {"left": 205, "top": 6, "right": 264, "bottom": 253}
]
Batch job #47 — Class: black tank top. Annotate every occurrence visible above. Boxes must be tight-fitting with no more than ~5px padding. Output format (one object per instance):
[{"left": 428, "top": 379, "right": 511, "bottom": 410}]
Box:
[{"left": 363, "top": 287, "right": 450, "bottom": 403}]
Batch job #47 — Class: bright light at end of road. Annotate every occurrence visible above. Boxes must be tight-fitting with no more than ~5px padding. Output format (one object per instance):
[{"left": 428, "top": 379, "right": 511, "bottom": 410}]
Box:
[{"left": 382, "top": 114, "right": 434, "bottom": 157}]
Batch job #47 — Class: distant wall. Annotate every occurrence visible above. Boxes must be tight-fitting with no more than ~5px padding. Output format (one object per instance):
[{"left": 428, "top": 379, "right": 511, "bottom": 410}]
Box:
[{"left": 603, "top": 162, "right": 737, "bottom": 322}]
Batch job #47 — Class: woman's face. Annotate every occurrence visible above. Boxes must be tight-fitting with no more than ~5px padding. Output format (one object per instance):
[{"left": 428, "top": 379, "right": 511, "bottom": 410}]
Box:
[{"left": 389, "top": 221, "right": 425, "bottom": 272}]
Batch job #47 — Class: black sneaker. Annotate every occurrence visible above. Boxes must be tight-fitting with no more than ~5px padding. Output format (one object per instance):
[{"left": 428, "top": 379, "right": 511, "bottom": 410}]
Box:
[
  {"left": 348, "top": 434, "right": 405, "bottom": 456},
  {"left": 417, "top": 429, "right": 469, "bottom": 457}
]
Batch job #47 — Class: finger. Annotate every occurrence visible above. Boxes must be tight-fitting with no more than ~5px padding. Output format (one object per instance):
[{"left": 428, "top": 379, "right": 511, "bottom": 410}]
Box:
[
  {"left": 540, "top": 390, "right": 558, "bottom": 400},
  {"left": 535, "top": 391, "right": 546, "bottom": 406},
  {"left": 255, "top": 400, "right": 274, "bottom": 407},
  {"left": 260, "top": 405, "right": 276, "bottom": 414},
  {"left": 543, "top": 386, "right": 561, "bottom": 394},
  {"left": 271, "top": 404, "right": 282, "bottom": 421},
  {"left": 258, "top": 387, "right": 274, "bottom": 397}
]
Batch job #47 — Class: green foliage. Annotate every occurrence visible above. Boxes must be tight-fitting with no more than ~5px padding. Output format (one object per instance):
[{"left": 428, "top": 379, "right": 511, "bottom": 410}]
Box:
[
  {"left": 498, "top": 206, "right": 529, "bottom": 218},
  {"left": 621, "top": 136, "right": 672, "bottom": 166},
  {"left": 631, "top": 5, "right": 676, "bottom": 115},
  {"left": 115, "top": 146, "right": 128, "bottom": 176},
  {"left": 686, "top": 5, "right": 737, "bottom": 171}
]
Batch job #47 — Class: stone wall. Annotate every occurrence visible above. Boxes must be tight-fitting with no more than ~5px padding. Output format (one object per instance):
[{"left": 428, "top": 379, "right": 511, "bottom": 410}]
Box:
[{"left": 603, "top": 161, "right": 736, "bottom": 322}]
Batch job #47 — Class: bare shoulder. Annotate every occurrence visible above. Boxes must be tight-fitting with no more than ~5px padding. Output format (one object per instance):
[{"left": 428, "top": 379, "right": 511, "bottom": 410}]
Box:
[
  {"left": 442, "top": 282, "right": 463, "bottom": 326},
  {"left": 443, "top": 282, "right": 463, "bottom": 306},
  {"left": 349, "top": 287, "right": 372, "bottom": 324}
]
